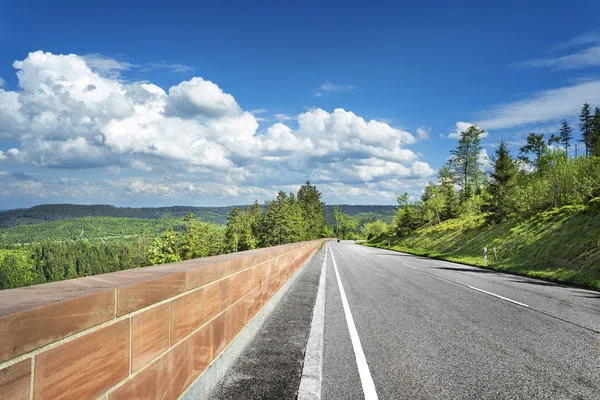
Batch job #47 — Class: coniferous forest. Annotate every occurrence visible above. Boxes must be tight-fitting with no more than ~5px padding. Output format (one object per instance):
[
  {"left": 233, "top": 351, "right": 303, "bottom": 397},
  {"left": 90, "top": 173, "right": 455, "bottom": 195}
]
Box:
[{"left": 368, "top": 103, "right": 600, "bottom": 289}]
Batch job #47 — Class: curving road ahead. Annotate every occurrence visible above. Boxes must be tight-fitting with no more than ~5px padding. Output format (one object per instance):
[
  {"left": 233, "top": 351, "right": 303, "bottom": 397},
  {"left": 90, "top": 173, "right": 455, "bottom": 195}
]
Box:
[
  {"left": 212, "top": 240, "right": 600, "bottom": 399},
  {"left": 322, "top": 241, "right": 600, "bottom": 399}
]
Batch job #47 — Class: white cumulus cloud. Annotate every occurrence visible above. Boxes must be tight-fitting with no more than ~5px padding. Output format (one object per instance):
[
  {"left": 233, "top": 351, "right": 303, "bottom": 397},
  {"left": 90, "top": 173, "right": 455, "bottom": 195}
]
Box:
[{"left": 0, "top": 50, "right": 434, "bottom": 204}]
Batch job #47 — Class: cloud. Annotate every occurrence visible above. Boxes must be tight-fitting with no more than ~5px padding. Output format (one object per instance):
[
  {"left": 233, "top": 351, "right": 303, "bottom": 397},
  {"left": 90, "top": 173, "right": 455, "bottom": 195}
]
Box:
[
  {"left": 416, "top": 126, "right": 430, "bottom": 140},
  {"left": 515, "top": 33, "right": 600, "bottom": 70},
  {"left": 0, "top": 77, "right": 5, "bottom": 87},
  {"left": 517, "top": 47, "right": 600, "bottom": 70},
  {"left": 442, "top": 122, "right": 488, "bottom": 139},
  {"left": 250, "top": 109, "right": 267, "bottom": 114},
  {"left": 82, "top": 54, "right": 133, "bottom": 76},
  {"left": 314, "top": 81, "right": 354, "bottom": 97},
  {"left": 131, "top": 160, "right": 152, "bottom": 171},
  {"left": 0, "top": 50, "right": 433, "bottom": 204},
  {"left": 474, "top": 80, "right": 600, "bottom": 130},
  {"left": 274, "top": 113, "right": 292, "bottom": 121},
  {"left": 140, "top": 61, "right": 193, "bottom": 73},
  {"left": 165, "top": 77, "right": 242, "bottom": 118},
  {"left": 320, "top": 82, "right": 354, "bottom": 92}
]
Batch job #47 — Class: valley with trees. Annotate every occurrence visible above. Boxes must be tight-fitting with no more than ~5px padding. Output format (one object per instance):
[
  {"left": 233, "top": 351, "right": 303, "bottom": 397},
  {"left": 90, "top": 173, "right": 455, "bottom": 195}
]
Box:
[
  {"left": 0, "top": 182, "right": 392, "bottom": 289},
  {"left": 367, "top": 103, "right": 600, "bottom": 290}
]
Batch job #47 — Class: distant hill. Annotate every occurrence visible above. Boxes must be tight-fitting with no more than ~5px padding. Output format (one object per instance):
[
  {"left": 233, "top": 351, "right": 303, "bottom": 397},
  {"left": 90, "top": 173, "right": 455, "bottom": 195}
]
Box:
[{"left": 0, "top": 203, "right": 396, "bottom": 228}]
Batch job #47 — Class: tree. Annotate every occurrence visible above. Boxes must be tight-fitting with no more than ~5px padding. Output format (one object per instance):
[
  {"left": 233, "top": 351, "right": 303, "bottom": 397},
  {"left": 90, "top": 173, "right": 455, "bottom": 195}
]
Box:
[
  {"left": 519, "top": 133, "right": 547, "bottom": 170},
  {"left": 450, "top": 125, "right": 485, "bottom": 201},
  {"left": 262, "top": 191, "right": 299, "bottom": 246},
  {"left": 420, "top": 183, "right": 444, "bottom": 225},
  {"left": 592, "top": 107, "right": 600, "bottom": 157},
  {"left": 559, "top": 120, "right": 573, "bottom": 157},
  {"left": 488, "top": 139, "right": 518, "bottom": 221},
  {"left": 148, "top": 229, "right": 181, "bottom": 265},
  {"left": 297, "top": 181, "right": 326, "bottom": 239},
  {"left": 361, "top": 220, "right": 389, "bottom": 240},
  {"left": 579, "top": 103, "right": 593, "bottom": 157},
  {"left": 438, "top": 165, "right": 459, "bottom": 220},
  {"left": 224, "top": 207, "right": 257, "bottom": 253},
  {"left": 181, "top": 213, "right": 224, "bottom": 259},
  {"left": 394, "top": 192, "right": 421, "bottom": 236}
]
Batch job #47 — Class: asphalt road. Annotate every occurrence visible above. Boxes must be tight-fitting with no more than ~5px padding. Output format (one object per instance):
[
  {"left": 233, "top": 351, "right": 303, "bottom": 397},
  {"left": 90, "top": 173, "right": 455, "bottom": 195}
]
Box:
[{"left": 323, "top": 241, "right": 600, "bottom": 399}]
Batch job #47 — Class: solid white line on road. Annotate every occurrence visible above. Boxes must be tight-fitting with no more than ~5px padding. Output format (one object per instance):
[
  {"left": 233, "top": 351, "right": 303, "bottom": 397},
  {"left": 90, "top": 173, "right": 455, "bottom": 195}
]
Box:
[
  {"left": 298, "top": 244, "right": 328, "bottom": 399},
  {"left": 468, "top": 286, "right": 530, "bottom": 308},
  {"left": 330, "top": 244, "right": 379, "bottom": 400}
]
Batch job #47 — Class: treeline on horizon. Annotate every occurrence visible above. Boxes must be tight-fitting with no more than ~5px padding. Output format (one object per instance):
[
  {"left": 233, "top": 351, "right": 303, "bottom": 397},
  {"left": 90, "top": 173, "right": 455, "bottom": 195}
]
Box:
[
  {"left": 0, "top": 182, "right": 362, "bottom": 289},
  {"left": 365, "top": 103, "right": 600, "bottom": 241},
  {"left": 0, "top": 202, "right": 395, "bottom": 228}
]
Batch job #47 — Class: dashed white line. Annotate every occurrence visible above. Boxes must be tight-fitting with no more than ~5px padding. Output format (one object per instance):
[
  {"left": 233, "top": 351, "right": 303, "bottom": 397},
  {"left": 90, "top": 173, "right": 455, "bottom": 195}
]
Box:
[
  {"left": 468, "top": 286, "right": 529, "bottom": 308},
  {"left": 330, "top": 244, "right": 379, "bottom": 400},
  {"left": 401, "top": 263, "right": 417, "bottom": 269}
]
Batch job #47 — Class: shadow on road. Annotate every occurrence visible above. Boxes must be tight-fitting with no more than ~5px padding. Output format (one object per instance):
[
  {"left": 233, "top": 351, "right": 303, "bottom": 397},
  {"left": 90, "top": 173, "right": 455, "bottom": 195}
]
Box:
[
  {"left": 435, "top": 266, "right": 497, "bottom": 274},
  {"left": 508, "top": 279, "right": 565, "bottom": 288}
]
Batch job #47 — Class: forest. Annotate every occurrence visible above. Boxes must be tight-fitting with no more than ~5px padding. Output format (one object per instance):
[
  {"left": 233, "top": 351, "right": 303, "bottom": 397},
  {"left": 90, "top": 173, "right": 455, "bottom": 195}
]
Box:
[
  {"left": 0, "top": 182, "right": 387, "bottom": 289},
  {"left": 367, "top": 103, "right": 600, "bottom": 289}
]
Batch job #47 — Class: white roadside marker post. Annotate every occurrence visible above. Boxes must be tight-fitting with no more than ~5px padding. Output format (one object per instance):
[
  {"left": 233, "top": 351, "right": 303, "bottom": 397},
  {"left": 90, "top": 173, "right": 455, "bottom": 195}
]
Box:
[
  {"left": 493, "top": 247, "right": 497, "bottom": 262},
  {"left": 484, "top": 247, "right": 487, "bottom": 265}
]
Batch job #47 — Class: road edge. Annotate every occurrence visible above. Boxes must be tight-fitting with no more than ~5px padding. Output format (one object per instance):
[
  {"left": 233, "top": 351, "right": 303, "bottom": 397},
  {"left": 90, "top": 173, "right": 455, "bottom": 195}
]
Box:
[{"left": 297, "top": 244, "right": 328, "bottom": 399}]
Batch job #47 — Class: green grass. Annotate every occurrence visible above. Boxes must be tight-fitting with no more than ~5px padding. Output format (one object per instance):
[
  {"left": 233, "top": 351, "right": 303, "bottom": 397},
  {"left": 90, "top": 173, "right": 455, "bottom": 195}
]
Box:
[
  {"left": 0, "top": 216, "right": 184, "bottom": 244},
  {"left": 367, "top": 205, "right": 600, "bottom": 291}
]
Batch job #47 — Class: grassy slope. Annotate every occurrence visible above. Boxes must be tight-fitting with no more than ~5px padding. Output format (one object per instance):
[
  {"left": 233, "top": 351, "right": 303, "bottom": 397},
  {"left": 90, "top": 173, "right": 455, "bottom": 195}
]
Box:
[
  {"left": 368, "top": 204, "right": 600, "bottom": 290},
  {"left": 0, "top": 217, "right": 183, "bottom": 244}
]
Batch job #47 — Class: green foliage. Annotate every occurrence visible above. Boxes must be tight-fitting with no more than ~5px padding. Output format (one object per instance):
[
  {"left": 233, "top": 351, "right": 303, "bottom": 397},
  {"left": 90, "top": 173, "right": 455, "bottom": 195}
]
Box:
[
  {"left": 0, "top": 217, "right": 182, "bottom": 244},
  {"left": 368, "top": 204, "right": 600, "bottom": 290},
  {"left": 148, "top": 229, "right": 181, "bottom": 265},
  {"left": 579, "top": 103, "right": 593, "bottom": 157},
  {"left": 592, "top": 107, "right": 600, "bottom": 157},
  {"left": 297, "top": 181, "right": 327, "bottom": 239},
  {"left": 361, "top": 220, "right": 389, "bottom": 240},
  {"left": 519, "top": 132, "right": 547, "bottom": 170},
  {"left": 332, "top": 205, "right": 360, "bottom": 239},
  {"left": 224, "top": 207, "right": 259, "bottom": 252},
  {"left": 559, "top": 119, "right": 574, "bottom": 157},
  {"left": 488, "top": 139, "right": 518, "bottom": 221},
  {"left": 180, "top": 214, "right": 224, "bottom": 259},
  {"left": 449, "top": 125, "right": 485, "bottom": 200}
]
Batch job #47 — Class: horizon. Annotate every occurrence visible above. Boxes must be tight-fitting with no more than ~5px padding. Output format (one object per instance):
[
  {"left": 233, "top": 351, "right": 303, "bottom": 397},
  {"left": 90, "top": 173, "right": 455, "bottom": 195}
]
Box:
[
  {"left": 0, "top": 201, "right": 397, "bottom": 212},
  {"left": 2, "top": 1, "right": 600, "bottom": 208}
]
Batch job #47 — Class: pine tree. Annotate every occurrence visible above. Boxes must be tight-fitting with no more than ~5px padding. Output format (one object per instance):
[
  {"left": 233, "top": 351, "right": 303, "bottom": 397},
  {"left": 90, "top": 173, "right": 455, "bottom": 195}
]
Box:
[
  {"left": 297, "top": 181, "right": 326, "bottom": 239},
  {"left": 592, "top": 107, "right": 600, "bottom": 157},
  {"left": 449, "top": 125, "right": 485, "bottom": 201},
  {"left": 579, "top": 103, "right": 593, "bottom": 157},
  {"left": 519, "top": 133, "right": 547, "bottom": 170},
  {"left": 559, "top": 119, "right": 573, "bottom": 157},
  {"left": 488, "top": 139, "right": 518, "bottom": 221}
]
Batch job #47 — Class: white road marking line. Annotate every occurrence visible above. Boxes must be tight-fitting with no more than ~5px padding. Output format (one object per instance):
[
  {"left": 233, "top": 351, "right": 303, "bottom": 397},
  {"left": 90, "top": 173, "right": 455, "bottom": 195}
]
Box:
[
  {"left": 401, "top": 263, "right": 417, "bottom": 269},
  {"left": 330, "top": 244, "right": 379, "bottom": 400},
  {"left": 468, "top": 286, "right": 530, "bottom": 308},
  {"left": 298, "top": 244, "right": 328, "bottom": 399}
]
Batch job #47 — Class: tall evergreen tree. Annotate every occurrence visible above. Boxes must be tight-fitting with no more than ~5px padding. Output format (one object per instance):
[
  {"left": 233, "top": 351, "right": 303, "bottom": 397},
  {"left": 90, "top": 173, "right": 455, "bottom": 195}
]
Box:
[
  {"left": 559, "top": 119, "right": 573, "bottom": 157},
  {"left": 592, "top": 107, "right": 600, "bottom": 157},
  {"left": 579, "top": 103, "right": 593, "bottom": 157},
  {"left": 449, "top": 125, "right": 485, "bottom": 201},
  {"left": 488, "top": 140, "right": 518, "bottom": 221},
  {"left": 297, "top": 181, "right": 326, "bottom": 239}
]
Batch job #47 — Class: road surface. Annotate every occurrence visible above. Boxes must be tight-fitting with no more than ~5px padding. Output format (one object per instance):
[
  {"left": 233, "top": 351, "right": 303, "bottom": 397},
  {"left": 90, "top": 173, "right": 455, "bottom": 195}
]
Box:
[{"left": 214, "top": 241, "right": 600, "bottom": 399}]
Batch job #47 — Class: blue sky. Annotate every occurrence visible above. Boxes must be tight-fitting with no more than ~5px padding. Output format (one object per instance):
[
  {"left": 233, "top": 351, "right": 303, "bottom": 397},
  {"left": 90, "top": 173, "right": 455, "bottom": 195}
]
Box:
[{"left": 1, "top": 0, "right": 600, "bottom": 209}]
